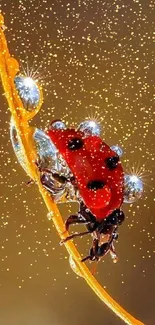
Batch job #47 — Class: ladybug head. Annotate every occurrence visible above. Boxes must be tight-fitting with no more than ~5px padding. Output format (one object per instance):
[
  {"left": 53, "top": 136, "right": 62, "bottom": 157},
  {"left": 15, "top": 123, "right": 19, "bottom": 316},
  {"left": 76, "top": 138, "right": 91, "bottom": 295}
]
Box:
[{"left": 47, "top": 120, "right": 124, "bottom": 220}]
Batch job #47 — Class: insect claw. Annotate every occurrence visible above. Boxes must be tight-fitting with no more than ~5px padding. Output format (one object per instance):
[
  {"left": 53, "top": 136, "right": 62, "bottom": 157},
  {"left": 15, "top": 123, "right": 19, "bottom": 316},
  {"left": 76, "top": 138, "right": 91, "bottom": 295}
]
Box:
[
  {"left": 81, "top": 255, "right": 91, "bottom": 262},
  {"left": 25, "top": 179, "right": 34, "bottom": 186},
  {"left": 59, "top": 238, "right": 66, "bottom": 245}
]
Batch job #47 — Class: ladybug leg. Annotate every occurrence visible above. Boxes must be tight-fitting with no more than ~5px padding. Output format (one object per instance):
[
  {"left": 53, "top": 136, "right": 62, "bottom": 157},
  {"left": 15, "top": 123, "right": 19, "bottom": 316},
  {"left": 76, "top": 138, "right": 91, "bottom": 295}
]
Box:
[
  {"left": 65, "top": 214, "right": 87, "bottom": 231},
  {"left": 41, "top": 169, "right": 69, "bottom": 184},
  {"left": 60, "top": 230, "right": 91, "bottom": 245},
  {"left": 81, "top": 223, "right": 120, "bottom": 263},
  {"left": 65, "top": 203, "right": 97, "bottom": 232},
  {"left": 35, "top": 156, "right": 45, "bottom": 172},
  {"left": 109, "top": 242, "right": 118, "bottom": 263},
  {"left": 81, "top": 255, "right": 91, "bottom": 262},
  {"left": 81, "top": 237, "right": 112, "bottom": 262},
  {"left": 110, "top": 241, "right": 116, "bottom": 254},
  {"left": 40, "top": 174, "right": 65, "bottom": 193},
  {"left": 81, "top": 238, "right": 99, "bottom": 262},
  {"left": 89, "top": 227, "right": 118, "bottom": 261},
  {"left": 90, "top": 238, "right": 100, "bottom": 261},
  {"left": 98, "top": 230, "right": 118, "bottom": 261},
  {"left": 35, "top": 158, "right": 69, "bottom": 183},
  {"left": 96, "top": 242, "right": 111, "bottom": 259},
  {"left": 61, "top": 203, "right": 98, "bottom": 245},
  {"left": 51, "top": 173, "right": 69, "bottom": 184}
]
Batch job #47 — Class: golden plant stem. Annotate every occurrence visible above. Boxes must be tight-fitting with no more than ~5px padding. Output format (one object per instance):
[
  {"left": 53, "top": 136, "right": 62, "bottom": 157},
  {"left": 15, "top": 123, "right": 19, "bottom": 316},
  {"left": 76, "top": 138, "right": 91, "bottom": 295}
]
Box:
[{"left": 0, "top": 14, "right": 145, "bottom": 325}]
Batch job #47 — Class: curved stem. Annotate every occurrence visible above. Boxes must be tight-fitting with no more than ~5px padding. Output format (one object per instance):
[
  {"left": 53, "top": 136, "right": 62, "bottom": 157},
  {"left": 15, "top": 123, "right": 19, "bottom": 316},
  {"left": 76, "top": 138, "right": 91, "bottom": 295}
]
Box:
[{"left": 0, "top": 13, "right": 145, "bottom": 325}]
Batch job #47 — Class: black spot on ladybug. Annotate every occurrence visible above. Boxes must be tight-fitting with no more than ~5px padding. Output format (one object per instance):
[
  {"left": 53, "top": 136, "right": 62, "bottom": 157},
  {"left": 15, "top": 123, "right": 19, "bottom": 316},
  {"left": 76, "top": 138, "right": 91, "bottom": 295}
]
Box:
[
  {"left": 105, "top": 156, "right": 119, "bottom": 170},
  {"left": 87, "top": 180, "right": 105, "bottom": 191},
  {"left": 68, "top": 138, "right": 84, "bottom": 150}
]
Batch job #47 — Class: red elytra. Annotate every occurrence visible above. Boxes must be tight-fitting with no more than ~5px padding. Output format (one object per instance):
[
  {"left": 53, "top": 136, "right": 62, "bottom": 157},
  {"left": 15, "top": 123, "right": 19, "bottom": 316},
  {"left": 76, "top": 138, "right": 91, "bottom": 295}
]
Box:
[{"left": 47, "top": 128, "right": 124, "bottom": 221}]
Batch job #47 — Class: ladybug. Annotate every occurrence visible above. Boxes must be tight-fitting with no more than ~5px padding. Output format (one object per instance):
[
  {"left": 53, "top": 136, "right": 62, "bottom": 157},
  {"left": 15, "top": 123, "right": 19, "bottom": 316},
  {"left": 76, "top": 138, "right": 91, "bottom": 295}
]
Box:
[{"left": 36, "top": 120, "right": 125, "bottom": 262}]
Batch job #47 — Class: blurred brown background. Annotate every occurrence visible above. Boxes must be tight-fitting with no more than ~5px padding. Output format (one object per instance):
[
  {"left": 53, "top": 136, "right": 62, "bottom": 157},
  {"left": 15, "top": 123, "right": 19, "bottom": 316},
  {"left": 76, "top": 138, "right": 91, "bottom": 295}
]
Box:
[{"left": 0, "top": 1, "right": 154, "bottom": 324}]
